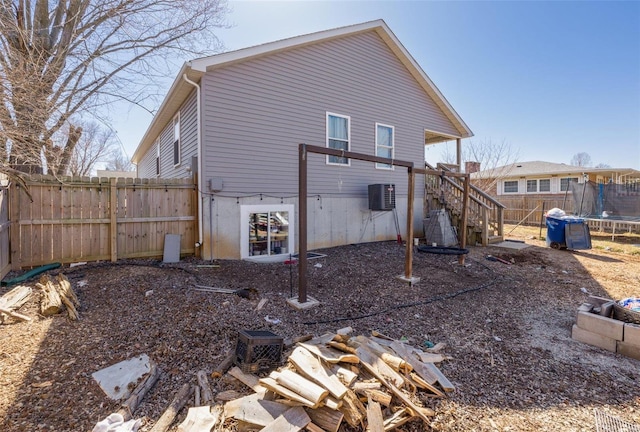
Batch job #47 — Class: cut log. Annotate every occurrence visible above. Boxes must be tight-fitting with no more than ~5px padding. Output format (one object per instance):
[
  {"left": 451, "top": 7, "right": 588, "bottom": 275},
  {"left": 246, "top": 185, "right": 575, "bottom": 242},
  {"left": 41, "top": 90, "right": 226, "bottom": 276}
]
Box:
[
  {"left": 365, "top": 397, "right": 384, "bottom": 432},
  {"left": 55, "top": 274, "right": 80, "bottom": 320},
  {"left": 337, "top": 389, "right": 366, "bottom": 428},
  {"left": 362, "top": 390, "right": 392, "bottom": 407},
  {"left": 37, "top": 276, "right": 62, "bottom": 316},
  {"left": 259, "top": 377, "right": 318, "bottom": 408},
  {"left": 273, "top": 370, "right": 329, "bottom": 406},
  {"left": 305, "top": 422, "right": 325, "bottom": 432},
  {"left": 0, "top": 306, "right": 31, "bottom": 322},
  {"left": 323, "top": 396, "right": 341, "bottom": 410},
  {"left": 196, "top": 370, "right": 214, "bottom": 404},
  {"left": 289, "top": 346, "right": 348, "bottom": 400},
  {"left": 149, "top": 383, "right": 193, "bottom": 432},
  {"left": 327, "top": 341, "right": 357, "bottom": 355},
  {"left": 177, "top": 406, "right": 219, "bottom": 432},
  {"left": 305, "top": 406, "right": 343, "bottom": 432},
  {"left": 407, "top": 373, "right": 444, "bottom": 397},
  {"left": 260, "top": 406, "right": 311, "bottom": 432},
  {"left": 211, "top": 350, "right": 235, "bottom": 378},
  {"left": 228, "top": 366, "right": 265, "bottom": 392},
  {"left": 194, "top": 385, "right": 200, "bottom": 407},
  {"left": 354, "top": 336, "right": 411, "bottom": 373},
  {"left": 299, "top": 342, "right": 359, "bottom": 364},
  {"left": 382, "top": 408, "right": 414, "bottom": 431},
  {"left": 329, "top": 365, "right": 358, "bottom": 387},
  {"left": 224, "top": 393, "right": 289, "bottom": 427},
  {"left": 0, "top": 285, "right": 32, "bottom": 319},
  {"left": 352, "top": 382, "right": 381, "bottom": 392},
  {"left": 117, "top": 361, "right": 161, "bottom": 421}
]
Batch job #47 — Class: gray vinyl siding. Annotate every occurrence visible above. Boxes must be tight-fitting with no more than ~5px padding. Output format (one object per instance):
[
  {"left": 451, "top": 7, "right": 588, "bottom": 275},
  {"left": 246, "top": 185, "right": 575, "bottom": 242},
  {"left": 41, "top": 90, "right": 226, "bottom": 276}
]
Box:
[
  {"left": 155, "top": 90, "right": 198, "bottom": 178},
  {"left": 137, "top": 143, "right": 157, "bottom": 178},
  {"left": 201, "top": 31, "right": 458, "bottom": 197}
]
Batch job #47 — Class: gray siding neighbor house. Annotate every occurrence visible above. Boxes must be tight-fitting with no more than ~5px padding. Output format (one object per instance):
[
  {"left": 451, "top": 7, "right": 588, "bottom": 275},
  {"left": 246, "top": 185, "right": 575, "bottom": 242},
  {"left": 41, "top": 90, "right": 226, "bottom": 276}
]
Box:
[{"left": 131, "top": 20, "right": 473, "bottom": 260}]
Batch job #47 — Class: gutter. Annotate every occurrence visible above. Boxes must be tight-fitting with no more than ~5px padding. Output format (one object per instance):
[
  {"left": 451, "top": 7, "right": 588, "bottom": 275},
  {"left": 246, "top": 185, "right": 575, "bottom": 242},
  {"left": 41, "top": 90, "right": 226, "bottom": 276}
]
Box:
[{"left": 182, "top": 72, "right": 204, "bottom": 249}]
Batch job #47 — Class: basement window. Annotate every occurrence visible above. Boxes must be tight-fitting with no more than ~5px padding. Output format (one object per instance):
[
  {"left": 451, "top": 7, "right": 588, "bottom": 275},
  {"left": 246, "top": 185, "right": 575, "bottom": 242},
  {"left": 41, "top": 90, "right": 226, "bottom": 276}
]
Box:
[{"left": 240, "top": 204, "right": 295, "bottom": 261}]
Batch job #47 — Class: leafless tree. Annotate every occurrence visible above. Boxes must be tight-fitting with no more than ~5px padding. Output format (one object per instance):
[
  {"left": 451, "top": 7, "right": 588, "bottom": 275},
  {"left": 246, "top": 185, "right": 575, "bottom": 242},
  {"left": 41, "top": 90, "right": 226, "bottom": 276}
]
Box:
[
  {"left": 440, "top": 138, "right": 520, "bottom": 192},
  {"left": 595, "top": 163, "right": 611, "bottom": 168},
  {"left": 104, "top": 148, "right": 133, "bottom": 172},
  {"left": 0, "top": 0, "right": 228, "bottom": 179},
  {"left": 64, "top": 121, "right": 117, "bottom": 176},
  {"left": 570, "top": 152, "right": 592, "bottom": 167}
]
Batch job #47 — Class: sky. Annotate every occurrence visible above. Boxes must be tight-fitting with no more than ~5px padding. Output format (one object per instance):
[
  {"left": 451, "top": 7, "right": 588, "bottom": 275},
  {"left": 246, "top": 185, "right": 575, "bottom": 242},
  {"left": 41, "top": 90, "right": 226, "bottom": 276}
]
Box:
[{"left": 111, "top": 0, "right": 640, "bottom": 170}]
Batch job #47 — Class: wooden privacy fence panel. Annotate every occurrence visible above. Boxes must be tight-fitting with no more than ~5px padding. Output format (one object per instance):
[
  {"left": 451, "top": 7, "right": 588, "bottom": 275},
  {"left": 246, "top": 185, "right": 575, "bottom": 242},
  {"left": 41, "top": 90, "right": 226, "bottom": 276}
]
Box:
[
  {"left": 0, "top": 185, "right": 10, "bottom": 278},
  {"left": 499, "top": 195, "right": 576, "bottom": 225},
  {"left": 10, "top": 176, "right": 196, "bottom": 269}
]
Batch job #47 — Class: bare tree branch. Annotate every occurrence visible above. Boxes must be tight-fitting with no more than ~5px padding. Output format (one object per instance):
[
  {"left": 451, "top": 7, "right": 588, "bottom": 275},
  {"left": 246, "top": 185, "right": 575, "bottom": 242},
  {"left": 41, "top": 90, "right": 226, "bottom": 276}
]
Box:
[{"left": 0, "top": 0, "right": 229, "bottom": 175}]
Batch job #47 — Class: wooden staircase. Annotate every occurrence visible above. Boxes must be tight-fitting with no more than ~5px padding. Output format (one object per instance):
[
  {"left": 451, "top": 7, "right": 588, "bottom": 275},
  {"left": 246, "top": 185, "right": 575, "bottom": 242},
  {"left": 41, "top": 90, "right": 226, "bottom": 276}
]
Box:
[{"left": 424, "top": 162, "right": 506, "bottom": 246}]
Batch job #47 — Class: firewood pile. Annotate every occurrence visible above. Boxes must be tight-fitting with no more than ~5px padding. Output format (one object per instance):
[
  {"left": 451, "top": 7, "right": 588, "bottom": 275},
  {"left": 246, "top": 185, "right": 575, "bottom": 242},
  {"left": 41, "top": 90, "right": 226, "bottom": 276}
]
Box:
[
  {"left": 0, "top": 273, "right": 79, "bottom": 323},
  {"left": 211, "top": 327, "right": 452, "bottom": 431}
]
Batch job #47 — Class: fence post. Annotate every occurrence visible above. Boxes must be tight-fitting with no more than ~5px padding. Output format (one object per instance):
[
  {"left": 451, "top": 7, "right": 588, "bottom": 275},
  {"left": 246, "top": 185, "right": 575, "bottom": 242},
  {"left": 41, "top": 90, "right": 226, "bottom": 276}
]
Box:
[
  {"left": 110, "top": 178, "right": 117, "bottom": 262},
  {"left": 9, "top": 183, "right": 21, "bottom": 270}
]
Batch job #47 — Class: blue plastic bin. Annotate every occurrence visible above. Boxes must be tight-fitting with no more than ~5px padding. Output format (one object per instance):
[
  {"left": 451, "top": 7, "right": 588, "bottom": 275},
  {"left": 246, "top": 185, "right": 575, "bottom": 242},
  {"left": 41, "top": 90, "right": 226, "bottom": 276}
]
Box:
[{"left": 546, "top": 216, "right": 591, "bottom": 250}]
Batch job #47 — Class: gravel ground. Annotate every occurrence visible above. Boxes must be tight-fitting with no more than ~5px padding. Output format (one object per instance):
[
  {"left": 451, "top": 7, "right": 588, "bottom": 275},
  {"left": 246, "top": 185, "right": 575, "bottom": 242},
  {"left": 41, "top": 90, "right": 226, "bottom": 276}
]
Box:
[{"left": 1, "top": 235, "right": 639, "bottom": 431}]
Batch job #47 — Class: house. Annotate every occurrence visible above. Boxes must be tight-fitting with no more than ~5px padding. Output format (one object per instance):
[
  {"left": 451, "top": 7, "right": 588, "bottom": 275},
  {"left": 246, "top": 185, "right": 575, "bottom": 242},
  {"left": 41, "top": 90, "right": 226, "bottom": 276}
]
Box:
[
  {"left": 470, "top": 161, "right": 640, "bottom": 221},
  {"left": 131, "top": 20, "right": 473, "bottom": 260}
]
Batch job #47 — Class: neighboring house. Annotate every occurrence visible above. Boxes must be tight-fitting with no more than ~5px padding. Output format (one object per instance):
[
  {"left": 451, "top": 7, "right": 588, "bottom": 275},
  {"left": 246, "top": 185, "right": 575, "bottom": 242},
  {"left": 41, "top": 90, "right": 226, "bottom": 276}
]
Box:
[
  {"left": 471, "top": 161, "right": 640, "bottom": 220},
  {"left": 131, "top": 20, "right": 472, "bottom": 260},
  {"left": 471, "top": 161, "right": 640, "bottom": 196}
]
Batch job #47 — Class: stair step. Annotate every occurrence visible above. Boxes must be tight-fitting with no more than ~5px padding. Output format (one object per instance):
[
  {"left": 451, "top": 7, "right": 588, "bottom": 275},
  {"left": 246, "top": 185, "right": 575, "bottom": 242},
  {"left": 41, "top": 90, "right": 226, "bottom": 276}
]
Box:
[{"left": 488, "top": 235, "right": 504, "bottom": 244}]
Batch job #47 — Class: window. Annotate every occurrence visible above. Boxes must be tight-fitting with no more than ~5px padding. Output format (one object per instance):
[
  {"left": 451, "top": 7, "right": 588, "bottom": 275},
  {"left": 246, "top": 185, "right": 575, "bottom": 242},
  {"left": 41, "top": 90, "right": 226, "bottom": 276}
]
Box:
[
  {"left": 539, "top": 179, "right": 551, "bottom": 192},
  {"left": 527, "top": 179, "right": 551, "bottom": 193},
  {"left": 240, "top": 204, "right": 295, "bottom": 260},
  {"left": 375, "top": 123, "right": 394, "bottom": 170},
  {"left": 504, "top": 180, "right": 518, "bottom": 193},
  {"left": 326, "top": 113, "right": 350, "bottom": 165},
  {"left": 173, "top": 113, "right": 180, "bottom": 166},
  {"left": 561, "top": 177, "right": 578, "bottom": 192},
  {"left": 155, "top": 139, "right": 160, "bottom": 176}
]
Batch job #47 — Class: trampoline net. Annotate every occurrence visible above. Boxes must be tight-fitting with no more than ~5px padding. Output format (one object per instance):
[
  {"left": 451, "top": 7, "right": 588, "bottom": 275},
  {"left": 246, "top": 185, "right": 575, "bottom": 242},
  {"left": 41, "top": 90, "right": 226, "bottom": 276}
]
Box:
[{"left": 570, "top": 180, "right": 640, "bottom": 220}]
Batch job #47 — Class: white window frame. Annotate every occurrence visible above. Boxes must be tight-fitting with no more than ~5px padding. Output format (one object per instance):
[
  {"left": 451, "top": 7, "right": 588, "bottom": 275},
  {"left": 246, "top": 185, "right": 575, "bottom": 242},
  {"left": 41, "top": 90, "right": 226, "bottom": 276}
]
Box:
[
  {"left": 375, "top": 123, "right": 394, "bottom": 170},
  {"left": 173, "top": 113, "right": 181, "bottom": 167},
  {"left": 539, "top": 178, "right": 551, "bottom": 192},
  {"left": 526, "top": 179, "right": 538, "bottom": 193},
  {"left": 526, "top": 178, "right": 551, "bottom": 193},
  {"left": 326, "top": 112, "right": 350, "bottom": 166},
  {"left": 240, "top": 204, "right": 295, "bottom": 261},
  {"left": 503, "top": 180, "right": 518, "bottom": 194},
  {"left": 560, "top": 177, "right": 578, "bottom": 192}
]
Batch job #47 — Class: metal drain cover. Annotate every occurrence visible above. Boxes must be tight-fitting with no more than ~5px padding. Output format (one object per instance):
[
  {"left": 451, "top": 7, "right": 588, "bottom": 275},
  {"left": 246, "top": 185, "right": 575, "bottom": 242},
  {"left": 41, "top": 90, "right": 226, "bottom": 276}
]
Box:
[{"left": 595, "top": 409, "right": 640, "bottom": 432}]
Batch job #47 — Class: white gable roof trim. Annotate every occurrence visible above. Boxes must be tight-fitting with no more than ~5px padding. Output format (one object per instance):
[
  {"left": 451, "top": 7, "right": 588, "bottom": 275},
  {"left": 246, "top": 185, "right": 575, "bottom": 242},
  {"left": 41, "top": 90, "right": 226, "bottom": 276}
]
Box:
[{"left": 132, "top": 19, "right": 472, "bottom": 163}]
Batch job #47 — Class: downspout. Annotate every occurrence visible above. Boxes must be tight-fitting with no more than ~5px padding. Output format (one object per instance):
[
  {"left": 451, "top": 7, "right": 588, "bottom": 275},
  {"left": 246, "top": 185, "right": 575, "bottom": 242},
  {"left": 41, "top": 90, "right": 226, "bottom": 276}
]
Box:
[{"left": 182, "top": 73, "right": 204, "bottom": 250}]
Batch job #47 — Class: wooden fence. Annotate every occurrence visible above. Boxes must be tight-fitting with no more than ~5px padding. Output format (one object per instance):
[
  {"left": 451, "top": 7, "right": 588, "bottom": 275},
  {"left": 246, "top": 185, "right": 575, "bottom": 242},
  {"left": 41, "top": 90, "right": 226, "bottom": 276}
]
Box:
[
  {"left": 9, "top": 176, "right": 197, "bottom": 270},
  {"left": 499, "top": 194, "right": 576, "bottom": 225},
  {"left": 0, "top": 185, "right": 10, "bottom": 278}
]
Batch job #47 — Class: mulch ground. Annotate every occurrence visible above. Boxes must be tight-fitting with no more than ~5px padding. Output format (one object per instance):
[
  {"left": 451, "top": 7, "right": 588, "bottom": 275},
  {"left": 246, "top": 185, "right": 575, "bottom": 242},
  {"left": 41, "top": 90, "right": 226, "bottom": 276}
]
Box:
[{"left": 1, "top": 236, "right": 639, "bottom": 431}]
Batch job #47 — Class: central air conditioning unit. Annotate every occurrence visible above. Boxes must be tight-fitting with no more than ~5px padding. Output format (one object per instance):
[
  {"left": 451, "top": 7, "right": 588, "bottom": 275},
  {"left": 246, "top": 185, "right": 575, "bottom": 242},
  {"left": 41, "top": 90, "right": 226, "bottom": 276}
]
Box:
[{"left": 368, "top": 184, "right": 396, "bottom": 211}]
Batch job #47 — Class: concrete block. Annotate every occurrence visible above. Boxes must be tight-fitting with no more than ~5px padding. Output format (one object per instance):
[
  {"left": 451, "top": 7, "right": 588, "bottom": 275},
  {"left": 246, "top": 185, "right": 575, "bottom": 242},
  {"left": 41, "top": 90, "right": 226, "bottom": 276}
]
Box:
[
  {"left": 572, "top": 324, "right": 617, "bottom": 352},
  {"left": 576, "top": 311, "right": 624, "bottom": 341},
  {"left": 588, "top": 295, "right": 614, "bottom": 307},
  {"left": 599, "top": 301, "right": 614, "bottom": 318},
  {"left": 623, "top": 322, "right": 640, "bottom": 346},
  {"left": 616, "top": 341, "right": 640, "bottom": 361}
]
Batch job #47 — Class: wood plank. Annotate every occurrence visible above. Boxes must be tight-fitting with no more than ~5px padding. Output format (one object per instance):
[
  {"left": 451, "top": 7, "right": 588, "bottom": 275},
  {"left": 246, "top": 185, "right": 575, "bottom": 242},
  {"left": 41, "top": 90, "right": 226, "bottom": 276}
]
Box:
[
  {"left": 258, "top": 377, "right": 318, "bottom": 408},
  {"left": 365, "top": 397, "right": 384, "bottom": 432},
  {"left": 225, "top": 394, "right": 289, "bottom": 427},
  {"left": 337, "top": 389, "right": 365, "bottom": 428},
  {"left": 109, "top": 178, "right": 117, "bottom": 261},
  {"left": 260, "top": 406, "right": 310, "bottom": 432},
  {"left": 228, "top": 366, "right": 265, "bottom": 392},
  {"left": 289, "top": 346, "right": 348, "bottom": 400},
  {"left": 177, "top": 406, "right": 220, "bottom": 432},
  {"left": 299, "top": 343, "right": 359, "bottom": 364},
  {"left": 389, "top": 341, "right": 438, "bottom": 385},
  {"left": 329, "top": 365, "right": 358, "bottom": 387},
  {"left": 354, "top": 345, "right": 404, "bottom": 389},
  {"left": 357, "top": 358, "right": 435, "bottom": 426}
]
